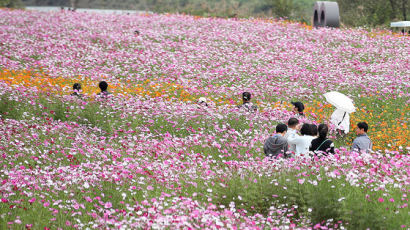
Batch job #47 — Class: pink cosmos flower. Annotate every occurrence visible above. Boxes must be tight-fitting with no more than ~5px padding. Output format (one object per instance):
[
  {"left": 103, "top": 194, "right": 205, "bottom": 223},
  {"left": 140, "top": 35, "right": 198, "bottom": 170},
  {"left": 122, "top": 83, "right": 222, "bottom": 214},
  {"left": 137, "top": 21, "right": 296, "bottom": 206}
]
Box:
[{"left": 104, "top": 202, "right": 112, "bottom": 209}]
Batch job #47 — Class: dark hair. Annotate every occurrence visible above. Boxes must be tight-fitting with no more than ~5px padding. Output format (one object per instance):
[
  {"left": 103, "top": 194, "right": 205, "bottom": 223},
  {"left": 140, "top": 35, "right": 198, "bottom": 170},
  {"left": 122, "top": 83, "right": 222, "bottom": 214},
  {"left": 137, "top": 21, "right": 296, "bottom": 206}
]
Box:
[
  {"left": 300, "top": 123, "right": 311, "bottom": 135},
  {"left": 310, "top": 124, "right": 318, "bottom": 136},
  {"left": 73, "top": 83, "right": 81, "bottom": 91},
  {"left": 242, "top": 92, "right": 251, "bottom": 101},
  {"left": 291, "top": 101, "right": 304, "bottom": 113},
  {"left": 276, "top": 123, "right": 288, "bottom": 133},
  {"left": 99, "top": 81, "right": 108, "bottom": 91},
  {"left": 134, "top": 30, "right": 140, "bottom": 35},
  {"left": 357, "top": 122, "right": 368, "bottom": 132},
  {"left": 288, "top": 117, "right": 299, "bottom": 127},
  {"left": 318, "top": 124, "right": 328, "bottom": 139}
]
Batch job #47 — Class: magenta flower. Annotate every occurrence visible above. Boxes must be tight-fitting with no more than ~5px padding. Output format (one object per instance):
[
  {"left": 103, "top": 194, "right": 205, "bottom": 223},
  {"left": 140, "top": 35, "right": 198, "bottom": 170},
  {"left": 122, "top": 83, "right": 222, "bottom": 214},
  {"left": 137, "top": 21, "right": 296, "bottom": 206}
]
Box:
[{"left": 105, "top": 202, "right": 112, "bottom": 209}]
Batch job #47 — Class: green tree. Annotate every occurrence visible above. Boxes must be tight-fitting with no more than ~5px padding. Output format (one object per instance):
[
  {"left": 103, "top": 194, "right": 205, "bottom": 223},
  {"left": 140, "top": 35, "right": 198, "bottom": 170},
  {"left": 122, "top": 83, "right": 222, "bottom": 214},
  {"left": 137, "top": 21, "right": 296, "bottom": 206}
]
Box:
[
  {"left": 262, "top": 0, "right": 294, "bottom": 18},
  {"left": 0, "top": 0, "right": 24, "bottom": 8},
  {"left": 338, "top": 0, "right": 409, "bottom": 27}
]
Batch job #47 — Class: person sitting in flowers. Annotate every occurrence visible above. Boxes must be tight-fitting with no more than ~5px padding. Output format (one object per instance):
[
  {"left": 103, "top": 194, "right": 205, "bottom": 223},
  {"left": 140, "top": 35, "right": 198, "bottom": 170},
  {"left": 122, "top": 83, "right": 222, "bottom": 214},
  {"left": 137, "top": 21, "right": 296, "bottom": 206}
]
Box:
[
  {"left": 284, "top": 118, "right": 299, "bottom": 155},
  {"left": 352, "top": 122, "right": 372, "bottom": 153},
  {"left": 97, "top": 81, "right": 112, "bottom": 98},
  {"left": 238, "top": 92, "right": 257, "bottom": 112},
  {"left": 310, "top": 124, "right": 318, "bottom": 137},
  {"left": 291, "top": 101, "right": 305, "bottom": 118},
  {"left": 70, "top": 83, "right": 82, "bottom": 97},
  {"left": 287, "top": 123, "right": 315, "bottom": 157},
  {"left": 264, "top": 123, "right": 289, "bottom": 158},
  {"left": 310, "top": 124, "right": 335, "bottom": 157}
]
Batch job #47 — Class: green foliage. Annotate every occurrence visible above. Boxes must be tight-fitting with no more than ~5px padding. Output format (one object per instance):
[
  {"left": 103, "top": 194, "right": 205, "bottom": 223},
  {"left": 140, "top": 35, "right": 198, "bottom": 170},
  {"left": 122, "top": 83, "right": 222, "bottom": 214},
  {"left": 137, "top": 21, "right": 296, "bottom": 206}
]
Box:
[
  {"left": 0, "top": 0, "right": 24, "bottom": 8},
  {"left": 0, "top": 94, "right": 121, "bottom": 134},
  {"left": 338, "top": 0, "right": 408, "bottom": 27},
  {"left": 0, "top": 94, "right": 25, "bottom": 120},
  {"left": 262, "top": 0, "right": 294, "bottom": 18},
  {"left": 210, "top": 170, "right": 408, "bottom": 229},
  {"left": 21, "top": 0, "right": 407, "bottom": 27}
]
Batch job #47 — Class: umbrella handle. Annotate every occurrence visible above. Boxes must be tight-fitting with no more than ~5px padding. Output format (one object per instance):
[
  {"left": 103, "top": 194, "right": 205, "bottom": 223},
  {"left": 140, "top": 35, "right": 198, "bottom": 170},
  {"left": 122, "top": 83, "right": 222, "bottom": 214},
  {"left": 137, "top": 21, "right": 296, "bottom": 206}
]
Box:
[{"left": 337, "top": 112, "right": 346, "bottom": 126}]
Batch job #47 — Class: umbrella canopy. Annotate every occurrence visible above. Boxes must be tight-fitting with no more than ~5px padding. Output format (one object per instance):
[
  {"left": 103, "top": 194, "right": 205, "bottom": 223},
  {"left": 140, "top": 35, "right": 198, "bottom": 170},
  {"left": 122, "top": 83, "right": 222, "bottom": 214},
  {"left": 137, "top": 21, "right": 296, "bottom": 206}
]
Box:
[{"left": 323, "top": 91, "right": 356, "bottom": 113}]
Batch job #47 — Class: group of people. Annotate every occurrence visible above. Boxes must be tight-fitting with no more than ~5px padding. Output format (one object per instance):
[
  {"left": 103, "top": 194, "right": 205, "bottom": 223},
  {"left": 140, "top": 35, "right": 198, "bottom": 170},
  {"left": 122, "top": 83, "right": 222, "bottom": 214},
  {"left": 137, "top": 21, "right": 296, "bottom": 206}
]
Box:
[
  {"left": 71, "top": 84, "right": 371, "bottom": 157},
  {"left": 230, "top": 91, "right": 371, "bottom": 158},
  {"left": 264, "top": 118, "right": 335, "bottom": 159},
  {"left": 264, "top": 116, "right": 372, "bottom": 159},
  {"left": 70, "top": 81, "right": 112, "bottom": 98},
  {"left": 197, "top": 91, "right": 371, "bottom": 158}
]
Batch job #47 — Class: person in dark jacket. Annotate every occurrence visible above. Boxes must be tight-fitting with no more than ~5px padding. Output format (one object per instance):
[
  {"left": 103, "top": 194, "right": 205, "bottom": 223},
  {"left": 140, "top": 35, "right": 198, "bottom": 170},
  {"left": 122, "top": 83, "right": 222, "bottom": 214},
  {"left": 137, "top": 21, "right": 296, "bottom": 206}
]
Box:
[
  {"left": 264, "top": 123, "right": 288, "bottom": 158},
  {"left": 310, "top": 124, "right": 334, "bottom": 156},
  {"left": 310, "top": 124, "right": 318, "bottom": 137}
]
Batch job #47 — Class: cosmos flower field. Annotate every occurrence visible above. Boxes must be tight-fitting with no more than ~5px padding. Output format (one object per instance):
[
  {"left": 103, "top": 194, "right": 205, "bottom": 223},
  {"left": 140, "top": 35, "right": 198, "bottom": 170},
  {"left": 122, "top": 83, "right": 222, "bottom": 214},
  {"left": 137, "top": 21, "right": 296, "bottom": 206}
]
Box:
[{"left": 0, "top": 9, "right": 409, "bottom": 229}]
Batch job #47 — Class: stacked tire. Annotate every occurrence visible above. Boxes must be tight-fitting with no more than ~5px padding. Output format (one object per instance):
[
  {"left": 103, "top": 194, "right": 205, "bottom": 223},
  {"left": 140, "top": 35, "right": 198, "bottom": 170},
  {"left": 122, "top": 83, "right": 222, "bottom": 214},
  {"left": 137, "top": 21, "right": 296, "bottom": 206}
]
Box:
[{"left": 313, "top": 1, "right": 340, "bottom": 28}]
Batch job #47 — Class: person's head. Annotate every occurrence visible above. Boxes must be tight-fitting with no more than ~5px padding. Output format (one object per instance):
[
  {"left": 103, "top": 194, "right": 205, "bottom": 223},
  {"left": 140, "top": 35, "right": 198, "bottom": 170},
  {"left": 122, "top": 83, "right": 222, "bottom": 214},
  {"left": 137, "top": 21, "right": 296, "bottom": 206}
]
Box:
[
  {"left": 318, "top": 124, "right": 328, "bottom": 139},
  {"left": 242, "top": 92, "right": 251, "bottom": 103},
  {"left": 287, "top": 117, "right": 299, "bottom": 128},
  {"left": 98, "top": 81, "right": 108, "bottom": 92},
  {"left": 356, "top": 122, "right": 368, "bottom": 135},
  {"left": 310, "top": 124, "right": 318, "bottom": 136},
  {"left": 291, "top": 101, "right": 304, "bottom": 114},
  {"left": 73, "top": 83, "right": 81, "bottom": 91},
  {"left": 276, "top": 123, "right": 288, "bottom": 135},
  {"left": 300, "top": 123, "right": 311, "bottom": 135},
  {"left": 134, "top": 30, "right": 140, "bottom": 35}
]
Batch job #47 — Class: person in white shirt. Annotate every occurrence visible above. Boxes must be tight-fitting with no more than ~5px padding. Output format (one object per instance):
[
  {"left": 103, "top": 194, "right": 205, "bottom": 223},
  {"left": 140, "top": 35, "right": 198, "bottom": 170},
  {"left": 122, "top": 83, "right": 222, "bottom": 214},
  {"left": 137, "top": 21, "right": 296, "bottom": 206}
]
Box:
[
  {"left": 287, "top": 123, "right": 315, "bottom": 157},
  {"left": 330, "top": 109, "right": 350, "bottom": 135},
  {"left": 284, "top": 118, "right": 299, "bottom": 155}
]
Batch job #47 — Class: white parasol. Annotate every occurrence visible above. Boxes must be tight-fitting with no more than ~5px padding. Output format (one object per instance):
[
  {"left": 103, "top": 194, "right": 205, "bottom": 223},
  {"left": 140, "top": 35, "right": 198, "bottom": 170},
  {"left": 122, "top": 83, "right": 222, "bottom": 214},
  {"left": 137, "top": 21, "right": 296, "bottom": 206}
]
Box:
[{"left": 323, "top": 91, "right": 355, "bottom": 113}]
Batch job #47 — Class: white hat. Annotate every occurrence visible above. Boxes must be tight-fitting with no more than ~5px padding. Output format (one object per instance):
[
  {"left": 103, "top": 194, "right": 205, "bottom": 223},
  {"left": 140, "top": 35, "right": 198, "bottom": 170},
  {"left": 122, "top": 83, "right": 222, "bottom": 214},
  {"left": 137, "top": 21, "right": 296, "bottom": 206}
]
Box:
[{"left": 198, "top": 97, "right": 207, "bottom": 103}]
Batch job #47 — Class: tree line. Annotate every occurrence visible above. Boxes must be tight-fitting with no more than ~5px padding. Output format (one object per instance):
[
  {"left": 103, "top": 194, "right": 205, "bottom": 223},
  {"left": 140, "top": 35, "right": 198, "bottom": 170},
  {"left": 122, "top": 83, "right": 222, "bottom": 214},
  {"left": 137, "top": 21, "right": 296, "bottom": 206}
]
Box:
[{"left": 2, "top": 0, "right": 409, "bottom": 27}]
